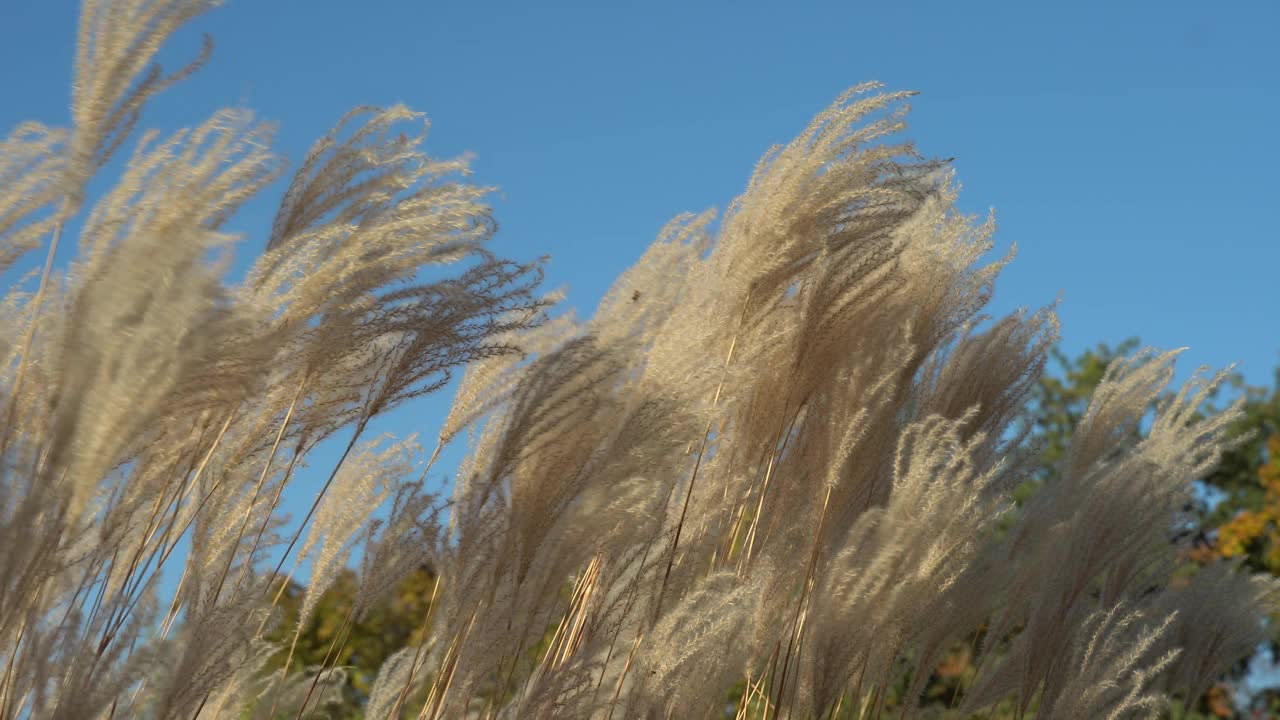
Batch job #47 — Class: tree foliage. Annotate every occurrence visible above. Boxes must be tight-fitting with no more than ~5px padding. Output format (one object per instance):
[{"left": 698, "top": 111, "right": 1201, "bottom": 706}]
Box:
[{"left": 1202, "top": 370, "right": 1280, "bottom": 569}]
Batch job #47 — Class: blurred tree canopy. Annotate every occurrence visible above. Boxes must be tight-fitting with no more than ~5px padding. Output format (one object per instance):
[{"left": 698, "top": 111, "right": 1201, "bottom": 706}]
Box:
[
  {"left": 1201, "top": 368, "right": 1280, "bottom": 570},
  {"left": 266, "top": 566, "right": 438, "bottom": 716}
]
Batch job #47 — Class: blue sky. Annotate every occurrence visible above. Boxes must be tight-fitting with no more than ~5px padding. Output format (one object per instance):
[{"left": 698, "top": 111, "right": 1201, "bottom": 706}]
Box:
[
  {"left": 4, "top": 0, "right": 1278, "bottom": 383},
  {"left": 2, "top": 2, "right": 1278, "bottom": 560}
]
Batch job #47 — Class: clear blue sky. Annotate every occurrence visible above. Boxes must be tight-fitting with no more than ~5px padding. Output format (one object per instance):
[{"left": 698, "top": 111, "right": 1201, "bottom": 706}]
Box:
[{"left": 2, "top": 1, "right": 1278, "bottom": 512}]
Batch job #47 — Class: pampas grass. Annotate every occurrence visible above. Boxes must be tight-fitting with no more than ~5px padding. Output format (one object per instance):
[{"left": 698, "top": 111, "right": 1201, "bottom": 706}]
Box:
[{"left": 1, "top": 2, "right": 1274, "bottom": 719}]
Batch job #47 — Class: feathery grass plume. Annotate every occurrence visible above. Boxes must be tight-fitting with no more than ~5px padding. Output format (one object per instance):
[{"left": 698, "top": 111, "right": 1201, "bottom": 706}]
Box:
[
  {"left": 184, "top": 639, "right": 276, "bottom": 720},
  {"left": 46, "top": 111, "right": 277, "bottom": 514},
  {"left": 365, "top": 646, "right": 421, "bottom": 720},
  {"left": 0, "top": 124, "right": 68, "bottom": 274},
  {"left": 1154, "top": 562, "right": 1280, "bottom": 706},
  {"left": 13, "top": 587, "right": 159, "bottom": 719},
  {"left": 633, "top": 567, "right": 772, "bottom": 717},
  {"left": 405, "top": 81, "right": 1267, "bottom": 720},
  {"left": 245, "top": 105, "right": 495, "bottom": 321},
  {"left": 246, "top": 666, "right": 348, "bottom": 720},
  {"left": 0, "top": 110, "right": 279, "bottom": 705},
  {"left": 351, "top": 470, "right": 444, "bottom": 622},
  {"left": 426, "top": 338, "right": 638, "bottom": 714},
  {"left": 70, "top": 0, "right": 218, "bottom": 198},
  {"left": 290, "top": 435, "right": 406, "bottom": 633},
  {"left": 801, "top": 413, "right": 1001, "bottom": 717},
  {"left": 963, "top": 350, "right": 1248, "bottom": 718},
  {"left": 0, "top": 1, "right": 546, "bottom": 716},
  {"left": 6, "top": 0, "right": 219, "bottom": 417},
  {"left": 912, "top": 306, "right": 1060, "bottom": 490},
  {"left": 144, "top": 600, "right": 271, "bottom": 719},
  {"left": 4, "top": 2, "right": 1272, "bottom": 716},
  {"left": 438, "top": 302, "right": 576, "bottom": 449},
  {"left": 239, "top": 104, "right": 550, "bottom": 448},
  {"left": 1037, "top": 604, "right": 1181, "bottom": 720}
]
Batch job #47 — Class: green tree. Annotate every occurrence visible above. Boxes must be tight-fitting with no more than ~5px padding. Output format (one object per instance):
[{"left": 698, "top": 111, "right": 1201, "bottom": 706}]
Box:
[
  {"left": 266, "top": 567, "right": 438, "bottom": 717},
  {"left": 1194, "top": 371, "right": 1280, "bottom": 717},
  {"left": 1201, "top": 369, "right": 1280, "bottom": 569}
]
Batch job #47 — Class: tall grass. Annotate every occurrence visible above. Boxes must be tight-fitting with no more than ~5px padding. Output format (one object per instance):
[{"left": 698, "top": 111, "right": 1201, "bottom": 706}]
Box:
[{"left": 0, "top": 2, "right": 1274, "bottom": 719}]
